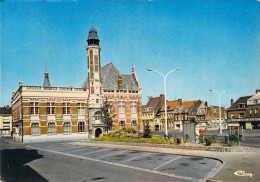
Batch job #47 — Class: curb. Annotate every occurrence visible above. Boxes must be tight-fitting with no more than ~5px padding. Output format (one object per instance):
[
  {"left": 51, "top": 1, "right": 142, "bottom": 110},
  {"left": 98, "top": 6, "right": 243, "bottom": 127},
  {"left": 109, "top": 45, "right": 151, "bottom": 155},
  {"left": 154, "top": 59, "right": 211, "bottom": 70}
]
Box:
[{"left": 87, "top": 141, "right": 251, "bottom": 152}]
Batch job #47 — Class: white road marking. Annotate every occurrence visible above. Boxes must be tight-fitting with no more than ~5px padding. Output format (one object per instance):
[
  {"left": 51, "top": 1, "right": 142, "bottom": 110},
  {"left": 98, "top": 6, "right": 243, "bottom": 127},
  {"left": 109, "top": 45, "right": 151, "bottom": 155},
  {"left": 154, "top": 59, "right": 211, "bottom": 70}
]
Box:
[
  {"left": 81, "top": 148, "right": 111, "bottom": 156},
  {"left": 66, "top": 147, "right": 89, "bottom": 154},
  {"left": 153, "top": 156, "right": 183, "bottom": 170},
  {"left": 27, "top": 146, "right": 198, "bottom": 182},
  {"left": 58, "top": 145, "right": 86, "bottom": 152},
  {"left": 123, "top": 152, "right": 151, "bottom": 162},
  {"left": 97, "top": 150, "right": 128, "bottom": 159}
]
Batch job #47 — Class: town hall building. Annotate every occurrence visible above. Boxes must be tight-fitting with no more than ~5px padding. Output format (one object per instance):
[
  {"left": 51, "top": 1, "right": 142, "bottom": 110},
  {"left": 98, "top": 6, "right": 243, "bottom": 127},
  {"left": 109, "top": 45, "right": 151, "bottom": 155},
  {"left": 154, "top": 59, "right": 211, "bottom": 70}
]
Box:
[{"left": 11, "top": 26, "right": 143, "bottom": 143}]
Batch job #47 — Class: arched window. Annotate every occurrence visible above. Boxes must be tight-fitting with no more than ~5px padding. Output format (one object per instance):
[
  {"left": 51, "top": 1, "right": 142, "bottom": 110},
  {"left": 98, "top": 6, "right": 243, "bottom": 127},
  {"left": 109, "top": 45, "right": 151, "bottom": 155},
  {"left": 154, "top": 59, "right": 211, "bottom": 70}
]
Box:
[
  {"left": 63, "top": 122, "right": 71, "bottom": 134},
  {"left": 48, "top": 123, "right": 56, "bottom": 134},
  {"left": 78, "top": 121, "right": 85, "bottom": 133},
  {"left": 94, "top": 111, "right": 101, "bottom": 120},
  {"left": 119, "top": 120, "right": 125, "bottom": 128},
  {"left": 31, "top": 123, "right": 40, "bottom": 135}
]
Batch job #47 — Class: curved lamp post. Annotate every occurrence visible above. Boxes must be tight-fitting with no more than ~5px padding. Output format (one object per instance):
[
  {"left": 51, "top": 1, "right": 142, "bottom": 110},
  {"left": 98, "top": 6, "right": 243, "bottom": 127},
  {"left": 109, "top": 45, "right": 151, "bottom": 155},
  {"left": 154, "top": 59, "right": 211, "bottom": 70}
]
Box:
[
  {"left": 147, "top": 68, "right": 181, "bottom": 137},
  {"left": 209, "top": 89, "right": 228, "bottom": 135}
]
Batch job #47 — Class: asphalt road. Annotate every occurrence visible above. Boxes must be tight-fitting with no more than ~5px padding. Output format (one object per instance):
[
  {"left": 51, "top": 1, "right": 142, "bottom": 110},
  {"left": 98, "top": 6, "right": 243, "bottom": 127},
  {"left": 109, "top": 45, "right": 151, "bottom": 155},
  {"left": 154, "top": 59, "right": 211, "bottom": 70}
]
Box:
[{"left": 0, "top": 138, "right": 222, "bottom": 182}]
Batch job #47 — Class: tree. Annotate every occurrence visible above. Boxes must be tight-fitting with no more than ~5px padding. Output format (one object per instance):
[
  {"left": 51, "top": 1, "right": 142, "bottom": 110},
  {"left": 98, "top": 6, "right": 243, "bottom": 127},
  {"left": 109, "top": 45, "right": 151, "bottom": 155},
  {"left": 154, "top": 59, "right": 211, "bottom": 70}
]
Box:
[
  {"left": 100, "top": 99, "right": 115, "bottom": 134},
  {"left": 143, "top": 121, "right": 152, "bottom": 138}
]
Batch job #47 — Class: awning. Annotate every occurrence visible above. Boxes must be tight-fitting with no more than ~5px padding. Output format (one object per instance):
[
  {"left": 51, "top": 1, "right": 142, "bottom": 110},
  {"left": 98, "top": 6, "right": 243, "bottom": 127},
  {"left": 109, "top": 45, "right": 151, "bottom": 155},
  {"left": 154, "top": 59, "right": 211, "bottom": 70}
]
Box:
[{"left": 227, "top": 118, "right": 260, "bottom": 123}]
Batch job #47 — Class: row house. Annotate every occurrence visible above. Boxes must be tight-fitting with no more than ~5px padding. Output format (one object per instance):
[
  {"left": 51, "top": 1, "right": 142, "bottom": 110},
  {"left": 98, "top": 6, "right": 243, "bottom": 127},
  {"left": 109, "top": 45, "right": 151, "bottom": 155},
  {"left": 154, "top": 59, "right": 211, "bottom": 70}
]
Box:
[
  {"left": 227, "top": 89, "right": 260, "bottom": 129},
  {"left": 205, "top": 106, "right": 227, "bottom": 130},
  {"left": 142, "top": 94, "right": 164, "bottom": 131},
  {"left": 12, "top": 26, "right": 142, "bottom": 143},
  {"left": 159, "top": 100, "right": 206, "bottom": 131},
  {"left": 0, "top": 105, "right": 12, "bottom": 136}
]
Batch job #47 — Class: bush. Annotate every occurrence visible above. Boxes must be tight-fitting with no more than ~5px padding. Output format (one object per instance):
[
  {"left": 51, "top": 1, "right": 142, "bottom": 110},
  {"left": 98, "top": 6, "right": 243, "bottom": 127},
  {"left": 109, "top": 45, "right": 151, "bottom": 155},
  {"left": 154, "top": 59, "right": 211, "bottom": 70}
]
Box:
[
  {"left": 175, "top": 138, "right": 181, "bottom": 145},
  {"left": 173, "top": 134, "right": 181, "bottom": 145},
  {"left": 199, "top": 135, "right": 204, "bottom": 144},
  {"left": 205, "top": 138, "right": 212, "bottom": 146},
  {"left": 184, "top": 134, "right": 190, "bottom": 143}
]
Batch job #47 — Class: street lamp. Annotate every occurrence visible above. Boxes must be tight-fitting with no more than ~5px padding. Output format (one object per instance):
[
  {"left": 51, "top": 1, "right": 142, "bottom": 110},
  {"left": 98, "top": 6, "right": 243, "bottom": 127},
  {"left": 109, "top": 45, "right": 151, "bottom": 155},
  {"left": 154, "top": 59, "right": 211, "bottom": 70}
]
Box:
[
  {"left": 147, "top": 68, "right": 181, "bottom": 137},
  {"left": 209, "top": 89, "right": 228, "bottom": 135}
]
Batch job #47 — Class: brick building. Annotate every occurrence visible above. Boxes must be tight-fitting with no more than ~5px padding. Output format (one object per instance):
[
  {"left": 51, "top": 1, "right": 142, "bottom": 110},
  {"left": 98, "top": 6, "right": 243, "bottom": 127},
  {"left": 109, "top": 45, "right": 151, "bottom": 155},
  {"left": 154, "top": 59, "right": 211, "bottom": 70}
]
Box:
[
  {"left": 227, "top": 89, "right": 260, "bottom": 129},
  {"left": 11, "top": 26, "right": 142, "bottom": 143}
]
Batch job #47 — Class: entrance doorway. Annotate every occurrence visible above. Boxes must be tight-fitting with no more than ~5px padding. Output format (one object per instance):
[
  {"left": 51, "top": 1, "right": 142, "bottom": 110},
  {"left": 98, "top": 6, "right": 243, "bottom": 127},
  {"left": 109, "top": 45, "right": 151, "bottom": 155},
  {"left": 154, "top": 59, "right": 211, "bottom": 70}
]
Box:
[{"left": 95, "top": 128, "right": 102, "bottom": 138}]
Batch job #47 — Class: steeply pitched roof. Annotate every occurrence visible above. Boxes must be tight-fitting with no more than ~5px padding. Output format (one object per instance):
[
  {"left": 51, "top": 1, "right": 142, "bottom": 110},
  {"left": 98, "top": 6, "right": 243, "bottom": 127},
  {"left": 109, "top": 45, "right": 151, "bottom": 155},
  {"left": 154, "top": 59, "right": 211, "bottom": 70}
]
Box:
[
  {"left": 228, "top": 96, "right": 252, "bottom": 110},
  {"left": 144, "top": 97, "right": 161, "bottom": 111},
  {"left": 160, "top": 100, "right": 180, "bottom": 111},
  {"left": 43, "top": 66, "right": 51, "bottom": 87},
  {"left": 83, "top": 63, "right": 138, "bottom": 91}
]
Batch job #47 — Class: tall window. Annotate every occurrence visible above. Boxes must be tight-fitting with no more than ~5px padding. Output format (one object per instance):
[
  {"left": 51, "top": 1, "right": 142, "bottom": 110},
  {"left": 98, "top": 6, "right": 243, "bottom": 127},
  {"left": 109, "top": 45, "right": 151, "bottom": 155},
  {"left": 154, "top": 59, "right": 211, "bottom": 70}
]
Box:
[
  {"left": 48, "top": 123, "right": 56, "bottom": 134},
  {"left": 239, "top": 113, "right": 244, "bottom": 118},
  {"left": 77, "top": 103, "right": 85, "bottom": 114},
  {"left": 31, "top": 123, "right": 40, "bottom": 135},
  {"left": 78, "top": 121, "right": 85, "bottom": 133},
  {"left": 131, "top": 120, "right": 137, "bottom": 129},
  {"left": 119, "top": 120, "right": 125, "bottom": 128},
  {"left": 63, "top": 102, "right": 70, "bottom": 114},
  {"left": 47, "top": 102, "right": 55, "bottom": 114},
  {"left": 250, "top": 109, "right": 253, "bottom": 115},
  {"left": 63, "top": 122, "right": 71, "bottom": 134},
  {"left": 94, "top": 111, "right": 101, "bottom": 120},
  {"left": 131, "top": 102, "right": 137, "bottom": 113},
  {"left": 30, "top": 102, "right": 39, "bottom": 115},
  {"left": 119, "top": 101, "right": 125, "bottom": 113}
]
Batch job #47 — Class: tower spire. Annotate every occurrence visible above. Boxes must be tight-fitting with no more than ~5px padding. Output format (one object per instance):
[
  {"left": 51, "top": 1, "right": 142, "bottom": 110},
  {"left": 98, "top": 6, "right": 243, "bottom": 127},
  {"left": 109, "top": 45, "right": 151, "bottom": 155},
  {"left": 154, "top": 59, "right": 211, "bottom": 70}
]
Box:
[{"left": 43, "top": 65, "right": 51, "bottom": 87}]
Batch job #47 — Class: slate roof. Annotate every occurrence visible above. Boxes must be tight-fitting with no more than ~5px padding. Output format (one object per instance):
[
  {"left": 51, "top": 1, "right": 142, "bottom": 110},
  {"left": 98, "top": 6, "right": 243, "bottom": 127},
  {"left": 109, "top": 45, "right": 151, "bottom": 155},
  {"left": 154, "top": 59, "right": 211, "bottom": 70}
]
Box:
[
  {"left": 82, "top": 63, "right": 138, "bottom": 91},
  {"left": 0, "top": 107, "right": 12, "bottom": 115},
  {"left": 228, "top": 96, "right": 252, "bottom": 110},
  {"left": 43, "top": 66, "right": 51, "bottom": 87},
  {"left": 190, "top": 100, "right": 202, "bottom": 116},
  {"left": 144, "top": 97, "right": 161, "bottom": 111},
  {"left": 88, "top": 26, "right": 99, "bottom": 40}
]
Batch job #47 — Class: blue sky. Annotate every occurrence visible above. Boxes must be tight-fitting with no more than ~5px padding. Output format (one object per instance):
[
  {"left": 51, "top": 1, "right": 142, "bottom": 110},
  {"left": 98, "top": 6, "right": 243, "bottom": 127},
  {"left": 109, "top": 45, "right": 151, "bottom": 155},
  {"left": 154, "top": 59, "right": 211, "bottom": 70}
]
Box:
[{"left": 1, "top": 0, "right": 259, "bottom": 108}]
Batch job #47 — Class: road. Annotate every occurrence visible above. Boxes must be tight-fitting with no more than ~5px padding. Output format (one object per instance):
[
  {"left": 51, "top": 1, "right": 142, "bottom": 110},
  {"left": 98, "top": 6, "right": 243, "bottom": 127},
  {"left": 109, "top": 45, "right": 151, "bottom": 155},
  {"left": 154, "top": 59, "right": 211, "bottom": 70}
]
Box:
[
  {"left": 153, "top": 129, "right": 260, "bottom": 148},
  {"left": 0, "top": 137, "right": 222, "bottom": 182}
]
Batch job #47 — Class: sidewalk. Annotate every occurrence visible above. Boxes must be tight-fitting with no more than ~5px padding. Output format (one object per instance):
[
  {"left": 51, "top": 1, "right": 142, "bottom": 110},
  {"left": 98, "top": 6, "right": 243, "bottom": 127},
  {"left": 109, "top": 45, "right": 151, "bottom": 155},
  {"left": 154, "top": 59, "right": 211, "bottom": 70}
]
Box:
[{"left": 78, "top": 141, "right": 259, "bottom": 182}]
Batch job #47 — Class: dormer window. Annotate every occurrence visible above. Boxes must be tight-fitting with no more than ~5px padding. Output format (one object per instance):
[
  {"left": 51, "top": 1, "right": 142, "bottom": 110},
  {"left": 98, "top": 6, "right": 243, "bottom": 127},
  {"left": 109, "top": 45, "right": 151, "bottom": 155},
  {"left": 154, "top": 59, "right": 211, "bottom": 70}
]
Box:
[{"left": 239, "top": 104, "right": 246, "bottom": 108}]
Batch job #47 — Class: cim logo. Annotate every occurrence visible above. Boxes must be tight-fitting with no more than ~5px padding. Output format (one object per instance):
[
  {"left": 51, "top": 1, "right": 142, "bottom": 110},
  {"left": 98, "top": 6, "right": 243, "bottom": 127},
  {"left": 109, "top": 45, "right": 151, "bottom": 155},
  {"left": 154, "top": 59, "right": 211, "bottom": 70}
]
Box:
[{"left": 234, "top": 170, "right": 253, "bottom": 178}]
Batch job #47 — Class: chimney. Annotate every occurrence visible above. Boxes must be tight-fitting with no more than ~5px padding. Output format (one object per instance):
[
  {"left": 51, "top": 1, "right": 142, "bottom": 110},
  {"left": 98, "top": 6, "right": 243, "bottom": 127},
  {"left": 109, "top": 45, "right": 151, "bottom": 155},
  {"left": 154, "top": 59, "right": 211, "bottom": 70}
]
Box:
[
  {"left": 178, "top": 99, "right": 182, "bottom": 104},
  {"left": 6, "top": 105, "right": 10, "bottom": 109},
  {"left": 231, "top": 99, "right": 234, "bottom": 106},
  {"left": 256, "top": 89, "right": 260, "bottom": 94},
  {"left": 160, "top": 94, "right": 165, "bottom": 101},
  {"left": 118, "top": 74, "right": 122, "bottom": 90},
  {"left": 19, "top": 81, "right": 23, "bottom": 87},
  {"left": 205, "top": 101, "right": 208, "bottom": 107}
]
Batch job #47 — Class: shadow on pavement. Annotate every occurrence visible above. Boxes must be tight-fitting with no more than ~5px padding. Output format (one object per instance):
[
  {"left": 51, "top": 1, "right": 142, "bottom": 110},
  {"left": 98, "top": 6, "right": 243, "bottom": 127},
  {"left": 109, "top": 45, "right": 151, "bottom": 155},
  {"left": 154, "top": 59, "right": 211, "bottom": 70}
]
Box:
[{"left": 0, "top": 148, "right": 48, "bottom": 182}]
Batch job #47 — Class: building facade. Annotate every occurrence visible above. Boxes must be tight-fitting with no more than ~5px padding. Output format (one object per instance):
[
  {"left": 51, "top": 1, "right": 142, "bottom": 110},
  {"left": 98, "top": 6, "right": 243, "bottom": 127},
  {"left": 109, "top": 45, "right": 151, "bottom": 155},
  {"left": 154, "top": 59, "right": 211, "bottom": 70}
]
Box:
[
  {"left": 12, "top": 26, "right": 142, "bottom": 143},
  {"left": 227, "top": 89, "right": 260, "bottom": 129},
  {"left": 0, "top": 105, "right": 12, "bottom": 136},
  {"left": 205, "top": 106, "right": 227, "bottom": 130},
  {"left": 142, "top": 94, "right": 164, "bottom": 131}
]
